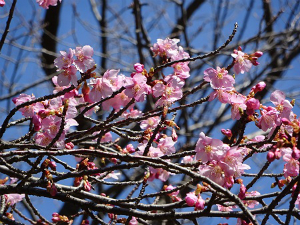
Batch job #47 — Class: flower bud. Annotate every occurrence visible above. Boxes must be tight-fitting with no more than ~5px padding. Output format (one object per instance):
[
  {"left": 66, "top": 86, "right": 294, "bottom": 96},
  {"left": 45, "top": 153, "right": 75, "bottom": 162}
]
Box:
[
  {"left": 254, "top": 51, "right": 263, "bottom": 57},
  {"left": 267, "top": 151, "right": 275, "bottom": 162}
]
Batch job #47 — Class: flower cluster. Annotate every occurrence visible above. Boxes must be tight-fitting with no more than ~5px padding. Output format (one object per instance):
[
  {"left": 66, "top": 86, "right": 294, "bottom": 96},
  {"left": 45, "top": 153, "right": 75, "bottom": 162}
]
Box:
[{"left": 8, "top": 32, "right": 300, "bottom": 225}]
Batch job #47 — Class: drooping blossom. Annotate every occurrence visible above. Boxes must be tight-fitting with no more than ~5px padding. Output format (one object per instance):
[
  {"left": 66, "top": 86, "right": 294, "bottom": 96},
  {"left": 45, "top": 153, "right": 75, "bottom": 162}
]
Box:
[
  {"left": 12, "top": 94, "right": 44, "bottom": 117},
  {"left": 231, "top": 50, "right": 252, "bottom": 75},
  {"left": 57, "top": 65, "right": 78, "bottom": 86},
  {"left": 157, "top": 136, "right": 176, "bottom": 155},
  {"left": 270, "top": 90, "right": 293, "bottom": 120},
  {"left": 36, "top": 0, "right": 61, "bottom": 9},
  {"left": 257, "top": 106, "right": 279, "bottom": 131},
  {"left": 282, "top": 147, "right": 299, "bottom": 178},
  {"left": 54, "top": 48, "right": 74, "bottom": 70},
  {"left": 5, "top": 194, "right": 25, "bottom": 205},
  {"left": 230, "top": 94, "right": 246, "bottom": 120},
  {"left": 0, "top": 0, "right": 5, "bottom": 7},
  {"left": 195, "top": 194, "right": 205, "bottom": 210},
  {"left": 208, "top": 88, "right": 233, "bottom": 104}
]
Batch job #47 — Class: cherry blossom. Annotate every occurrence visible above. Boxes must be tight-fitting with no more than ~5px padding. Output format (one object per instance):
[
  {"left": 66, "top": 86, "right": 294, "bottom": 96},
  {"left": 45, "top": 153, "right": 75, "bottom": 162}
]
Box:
[
  {"left": 124, "top": 73, "right": 151, "bottom": 102},
  {"left": 270, "top": 90, "right": 293, "bottom": 120},
  {"left": 36, "top": 0, "right": 61, "bottom": 9},
  {"left": 195, "top": 132, "right": 225, "bottom": 162},
  {"left": 231, "top": 50, "right": 252, "bottom": 74},
  {"left": 73, "top": 45, "right": 95, "bottom": 73},
  {"left": 204, "top": 67, "right": 235, "bottom": 89}
]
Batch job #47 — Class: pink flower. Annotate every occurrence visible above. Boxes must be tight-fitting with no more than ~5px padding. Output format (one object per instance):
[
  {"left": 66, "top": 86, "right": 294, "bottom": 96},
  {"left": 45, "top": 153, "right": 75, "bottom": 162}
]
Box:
[
  {"left": 172, "top": 62, "right": 190, "bottom": 79},
  {"left": 270, "top": 90, "right": 293, "bottom": 120},
  {"left": 204, "top": 67, "right": 235, "bottom": 89},
  {"left": 198, "top": 161, "right": 228, "bottom": 186},
  {"left": 5, "top": 194, "right": 25, "bottom": 205},
  {"left": 231, "top": 50, "right": 252, "bottom": 74},
  {"left": 185, "top": 192, "right": 197, "bottom": 206},
  {"left": 257, "top": 106, "right": 279, "bottom": 131},
  {"left": 73, "top": 45, "right": 95, "bottom": 73},
  {"left": 36, "top": 0, "right": 61, "bottom": 9},
  {"left": 151, "top": 38, "right": 180, "bottom": 58},
  {"left": 222, "top": 146, "right": 250, "bottom": 177},
  {"left": 12, "top": 94, "right": 44, "bottom": 117},
  {"left": 243, "top": 191, "right": 260, "bottom": 208},
  {"left": 153, "top": 75, "right": 183, "bottom": 107},
  {"left": 140, "top": 116, "right": 160, "bottom": 129},
  {"left": 195, "top": 132, "right": 225, "bottom": 162},
  {"left": 0, "top": 0, "right": 5, "bottom": 7},
  {"left": 54, "top": 48, "right": 74, "bottom": 70},
  {"left": 89, "top": 78, "right": 113, "bottom": 102},
  {"left": 238, "top": 184, "right": 247, "bottom": 199},
  {"left": 157, "top": 136, "right": 176, "bottom": 155},
  {"left": 181, "top": 155, "right": 195, "bottom": 164},
  {"left": 230, "top": 94, "right": 246, "bottom": 120},
  {"left": 124, "top": 73, "right": 151, "bottom": 102},
  {"left": 148, "top": 167, "right": 170, "bottom": 182},
  {"left": 57, "top": 65, "right": 77, "bottom": 86},
  {"left": 209, "top": 88, "right": 233, "bottom": 104},
  {"left": 122, "top": 109, "right": 142, "bottom": 119}
]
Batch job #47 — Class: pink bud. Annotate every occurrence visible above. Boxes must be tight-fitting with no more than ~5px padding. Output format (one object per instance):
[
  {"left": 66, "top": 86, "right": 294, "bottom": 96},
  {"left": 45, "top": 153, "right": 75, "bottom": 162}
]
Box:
[
  {"left": 84, "top": 180, "right": 92, "bottom": 192},
  {"left": 252, "top": 81, "right": 266, "bottom": 93},
  {"left": 281, "top": 118, "right": 291, "bottom": 125},
  {"left": 48, "top": 183, "right": 57, "bottom": 196},
  {"left": 254, "top": 51, "right": 263, "bottom": 57},
  {"left": 126, "top": 144, "right": 135, "bottom": 153},
  {"left": 267, "top": 151, "right": 275, "bottom": 162},
  {"left": 65, "top": 142, "right": 74, "bottom": 149},
  {"left": 185, "top": 192, "right": 197, "bottom": 207},
  {"left": 0, "top": 1, "right": 5, "bottom": 7},
  {"left": 172, "top": 128, "right": 178, "bottom": 141},
  {"left": 133, "top": 63, "right": 144, "bottom": 73},
  {"left": 221, "top": 129, "right": 232, "bottom": 139},
  {"left": 274, "top": 149, "right": 281, "bottom": 159},
  {"left": 110, "top": 158, "right": 118, "bottom": 164},
  {"left": 238, "top": 184, "right": 246, "bottom": 199},
  {"left": 49, "top": 161, "right": 57, "bottom": 171},
  {"left": 52, "top": 213, "right": 60, "bottom": 222},
  {"left": 252, "top": 61, "right": 259, "bottom": 66},
  {"left": 246, "top": 98, "right": 260, "bottom": 115}
]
